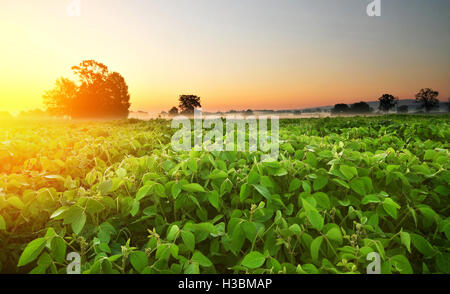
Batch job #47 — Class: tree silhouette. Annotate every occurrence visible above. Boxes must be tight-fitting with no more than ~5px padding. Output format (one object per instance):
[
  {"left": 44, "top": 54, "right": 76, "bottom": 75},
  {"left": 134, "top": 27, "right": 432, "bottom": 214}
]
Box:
[
  {"left": 415, "top": 88, "right": 439, "bottom": 112},
  {"left": 245, "top": 109, "right": 254, "bottom": 116},
  {"left": 169, "top": 106, "right": 179, "bottom": 116},
  {"left": 43, "top": 60, "right": 131, "bottom": 119},
  {"left": 178, "top": 95, "right": 201, "bottom": 114},
  {"left": 378, "top": 94, "right": 398, "bottom": 112},
  {"left": 331, "top": 104, "right": 350, "bottom": 114},
  {"left": 43, "top": 78, "right": 77, "bottom": 116},
  {"left": 349, "top": 101, "right": 373, "bottom": 113}
]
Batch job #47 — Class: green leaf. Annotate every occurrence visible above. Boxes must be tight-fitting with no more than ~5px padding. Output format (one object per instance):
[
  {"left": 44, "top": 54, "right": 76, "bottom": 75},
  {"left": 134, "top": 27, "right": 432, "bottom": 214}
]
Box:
[
  {"left": 231, "top": 223, "right": 246, "bottom": 255},
  {"left": 50, "top": 237, "right": 67, "bottom": 264},
  {"left": 18, "top": 238, "right": 47, "bottom": 267},
  {"left": 289, "top": 224, "right": 301, "bottom": 235},
  {"left": 400, "top": 231, "right": 411, "bottom": 253},
  {"left": 242, "top": 221, "right": 257, "bottom": 241},
  {"left": 98, "top": 180, "right": 113, "bottom": 195},
  {"left": 302, "top": 199, "right": 323, "bottom": 231},
  {"left": 307, "top": 210, "right": 324, "bottom": 231},
  {"left": 436, "top": 253, "right": 450, "bottom": 274},
  {"left": 182, "top": 183, "right": 206, "bottom": 193},
  {"left": 207, "top": 191, "right": 219, "bottom": 210},
  {"left": 326, "top": 227, "right": 343, "bottom": 244},
  {"left": 289, "top": 178, "right": 302, "bottom": 192},
  {"left": 170, "top": 244, "right": 179, "bottom": 258},
  {"left": 167, "top": 225, "right": 180, "bottom": 242},
  {"left": 181, "top": 230, "right": 195, "bottom": 252},
  {"left": 192, "top": 251, "right": 212, "bottom": 267},
  {"left": 253, "top": 184, "right": 272, "bottom": 200},
  {"left": 86, "top": 199, "right": 105, "bottom": 214},
  {"left": 350, "top": 178, "right": 366, "bottom": 196},
  {"left": 443, "top": 223, "right": 450, "bottom": 240},
  {"left": 241, "top": 251, "right": 266, "bottom": 269},
  {"left": 184, "top": 262, "right": 200, "bottom": 274},
  {"left": 72, "top": 212, "right": 86, "bottom": 235},
  {"left": 361, "top": 194, "right": 381, "bottom": 205},
  {"left": 382, "top": 198, "right": 400, "bottom": 219},
  {"left": 130, "top": 199, "right": 140, "bottom": 217},
  {"left": 240, "top": 183, "right": 251, "bottom": 202},
  {"left": 391, "top": 255, "right": 413, "bottom": 274},
  {"left": 7, "top": 196, "right": 24, "bottom": 210},
  {"left": 313, "top": 192, "right": 330, "bottom": 209},
  {"left": 411, "top": 234, "right": 435, "bottom": 257},
  {"left": 63, "top": 206, "right": 83, "bottom": 225},
  {"left": 0, "top": 215, "right": 6, "bottom": 231},
  {"left": 209, "top": 169, "right": 227, "bottom": 180},
  {"left": 50, "top": 206, "right": 69, "bottom": 219},
  {"left": 339, "top": 165, "right": 358, "bottom": 180},
  {"left": 332, "top": 178, "right": 350, "bottom": 189},
  {"left": 187, "top": 158, "right": 198, "bottom": 173},
  {"left": 311, "top": 236, "right": 324, "bottom": 262},
  {"left": 171, "top": 183, "right": 182, "bottom": 199},
  {"left": 313, "top": 176, "right": 328, "bottom": 191},
  {"left": 130, "top": 251, "right": 148, "bottom": 273},
  {"left": 191, "top": 222, "right": 217, "bottom": 234},
  {"left": 136, "top": 183, "right": 153, "bottom": 201}
]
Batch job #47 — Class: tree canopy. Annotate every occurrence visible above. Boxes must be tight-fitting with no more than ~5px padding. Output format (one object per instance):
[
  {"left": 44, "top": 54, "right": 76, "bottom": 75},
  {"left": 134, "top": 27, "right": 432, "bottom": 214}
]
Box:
[
  {"left": 349, "top": 102, "right": 373, "bottom": 113},
  {"left": 415, "top": 88, "right": 439, "bottom": 112},
  {"left": 178, "top": 95, "right": 201, "bottom": 114},
  {"left": 43, "top": 60, "right": 131, "bottom": 119},
  {"left": 378, "top": 94, "right": 398, "bottom": 112},
  {"left": 331, "top": 104, "right": 350, "bottom": 114},
  {"left": 168, "top": 106, "right": 179, "bottom": 116}
]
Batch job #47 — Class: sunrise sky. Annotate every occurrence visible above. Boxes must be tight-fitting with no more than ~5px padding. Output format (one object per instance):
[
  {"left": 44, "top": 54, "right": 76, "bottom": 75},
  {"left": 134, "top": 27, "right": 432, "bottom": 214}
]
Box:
[{"left": 1, "top": 0, "right": 449, "bottom": 114}]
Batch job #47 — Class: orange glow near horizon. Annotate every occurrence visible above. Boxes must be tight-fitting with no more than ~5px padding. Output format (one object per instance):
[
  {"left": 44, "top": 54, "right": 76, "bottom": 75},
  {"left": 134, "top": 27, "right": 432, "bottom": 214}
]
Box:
[{"left": 1, "top": 1, "right": 449, "bottom": 114}]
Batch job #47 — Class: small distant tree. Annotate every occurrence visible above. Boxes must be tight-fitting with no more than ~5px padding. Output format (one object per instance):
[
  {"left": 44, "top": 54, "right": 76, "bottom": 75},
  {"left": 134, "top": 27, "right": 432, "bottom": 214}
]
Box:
[
  {"left": 378, "top": 94, "right": 398, "bottom": 112},
  {"left": 331, "top": 104, "right": 350, "bottom": 114},
  {"left": 245, "top": 109, "right": 254, "bottom": 116},
  {"left": 178, "top": 95, "right": 201, "bottom": 114},
  {"left": 415, "top": 88, "right": 440, "bottom": 112},
  {"left": 397, "top": 105, "right": 409, "bottom": 113},
  {"left": 350, "top": 101, "right": 373, "bottom": 114},
  {"left": 168, "top": 106, "right": 179, "bottom": 116}
]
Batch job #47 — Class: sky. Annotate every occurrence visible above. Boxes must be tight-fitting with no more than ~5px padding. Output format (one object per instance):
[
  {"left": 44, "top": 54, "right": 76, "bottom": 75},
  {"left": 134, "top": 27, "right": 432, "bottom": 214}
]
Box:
[{"left": 0, "top": 0, "right": 449, "bottom": 114}]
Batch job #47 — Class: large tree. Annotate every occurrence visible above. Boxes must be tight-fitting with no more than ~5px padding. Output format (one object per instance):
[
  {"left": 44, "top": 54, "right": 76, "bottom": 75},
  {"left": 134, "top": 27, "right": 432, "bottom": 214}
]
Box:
[
  {"left": 378, "top": 94, "right": 398, "bottom": 112},
  {"left": 349, "top": 101, "right": 373, "bottom": 114},
  {"left": 178, "top": 95, "right": 201, "bottom": 114},
  {"left": 43, "top": 60, "right": 131, "bottom": 119},
  {"left": 415, "top": 88, "right": 439, "bottom": 112},
  {"left": 331, "top": 104, "right": 350, "bottom": 114}
]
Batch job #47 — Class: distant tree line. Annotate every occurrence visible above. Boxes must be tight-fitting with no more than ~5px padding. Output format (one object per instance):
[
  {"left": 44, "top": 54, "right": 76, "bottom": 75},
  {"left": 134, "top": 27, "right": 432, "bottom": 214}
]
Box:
[
  {"left": 331, "top": 101, "right": 374, "bottom": 114},
  {"left": 331, "top": 88, "right": 441, "bottom": 115}
]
